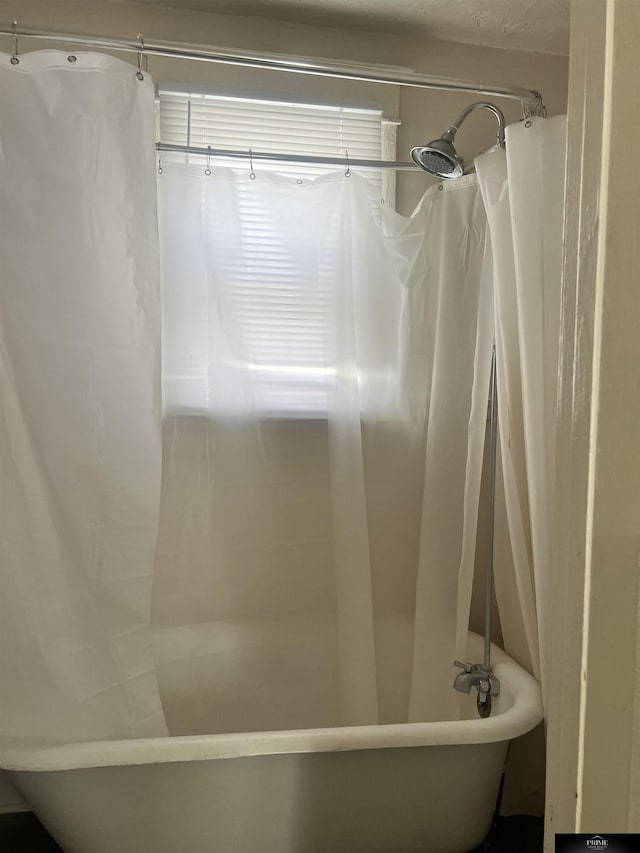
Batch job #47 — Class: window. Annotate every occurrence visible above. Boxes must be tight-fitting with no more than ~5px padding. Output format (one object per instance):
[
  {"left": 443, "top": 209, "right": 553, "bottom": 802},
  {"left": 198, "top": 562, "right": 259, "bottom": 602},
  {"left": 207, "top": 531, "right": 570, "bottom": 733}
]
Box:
[{"left": 158, "top": 89, "right": 397, "bottom": 417}]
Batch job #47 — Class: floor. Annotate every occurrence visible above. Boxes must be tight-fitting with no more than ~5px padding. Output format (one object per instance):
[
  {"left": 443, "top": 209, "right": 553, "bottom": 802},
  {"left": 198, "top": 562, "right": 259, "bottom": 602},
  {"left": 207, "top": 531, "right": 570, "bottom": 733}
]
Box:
[
  {"left": 0, "top": 812, "right": 63, "bottom": 852},
  {"left": 0, "top": 811, "right": 543, "bottom": 853},
  {"left": 473, "top": 815, "right": 544, "bottom": 852}
]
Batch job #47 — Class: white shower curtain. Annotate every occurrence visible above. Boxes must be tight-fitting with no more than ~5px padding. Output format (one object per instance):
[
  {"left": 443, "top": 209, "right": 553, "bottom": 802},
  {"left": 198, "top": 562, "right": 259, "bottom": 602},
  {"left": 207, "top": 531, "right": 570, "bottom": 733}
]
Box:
[
  {"left": 0, "top": 49, "right": 564, "bottom": 742},
  {"left": 0, "top": 52, "right": 167, "bottom": 740},
  {"left": 155, "top": 120, "right": 566, "bottom": 732},
  {"left": 476, "top": 116, "right": 568, "bottom": 706},
  {"left": 406, "top": 179, "right": 494, "bottom": 722},
  {"left": 156, "top": 165, "right": 492, "bottom": 731}
]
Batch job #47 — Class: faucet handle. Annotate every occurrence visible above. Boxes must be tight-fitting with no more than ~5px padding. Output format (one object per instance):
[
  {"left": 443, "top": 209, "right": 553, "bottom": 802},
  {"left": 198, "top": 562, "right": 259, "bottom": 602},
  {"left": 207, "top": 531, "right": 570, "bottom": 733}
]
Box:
[{"left": 454, "top": 660, "right": 473, "bottom": 673}]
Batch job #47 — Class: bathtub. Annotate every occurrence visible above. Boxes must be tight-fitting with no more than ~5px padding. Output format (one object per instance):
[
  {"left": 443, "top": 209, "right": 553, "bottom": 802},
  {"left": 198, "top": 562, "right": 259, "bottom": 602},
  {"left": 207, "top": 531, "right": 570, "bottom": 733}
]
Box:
[{"left": 1, "top": 634, "right": 542, "bottom": 853}]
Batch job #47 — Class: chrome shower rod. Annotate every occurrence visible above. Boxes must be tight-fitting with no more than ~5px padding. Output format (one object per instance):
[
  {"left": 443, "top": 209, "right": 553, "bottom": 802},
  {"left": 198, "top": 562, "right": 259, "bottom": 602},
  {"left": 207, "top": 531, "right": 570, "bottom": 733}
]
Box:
[
  {"left": 0, "top": 23, "right": 545, "bottom": 114},
  {"left": 157, "top": 142, "right": 420, "bottom": 171}
]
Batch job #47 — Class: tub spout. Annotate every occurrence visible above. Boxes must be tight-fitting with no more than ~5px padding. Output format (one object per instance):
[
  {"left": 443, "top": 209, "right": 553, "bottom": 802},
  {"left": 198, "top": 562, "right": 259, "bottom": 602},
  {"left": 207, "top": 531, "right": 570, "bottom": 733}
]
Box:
[
  {"left": 453, "top": 660, "right": 500, "bottom": 703},
  {"left": 453, "top": 660, "right": 500, "bottom": 718}
]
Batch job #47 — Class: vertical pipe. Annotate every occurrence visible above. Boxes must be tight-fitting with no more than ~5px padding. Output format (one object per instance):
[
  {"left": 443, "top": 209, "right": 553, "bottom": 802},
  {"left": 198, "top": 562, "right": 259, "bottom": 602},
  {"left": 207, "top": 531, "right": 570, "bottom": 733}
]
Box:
[{"left": 484, "top": 342, "right": 498, "bottom": 671}]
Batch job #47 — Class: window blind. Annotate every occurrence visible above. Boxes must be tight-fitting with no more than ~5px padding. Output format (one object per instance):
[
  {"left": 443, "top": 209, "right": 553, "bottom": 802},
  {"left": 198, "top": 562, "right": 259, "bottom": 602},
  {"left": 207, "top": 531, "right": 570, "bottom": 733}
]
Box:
[
  {"left": 158, "top": 90, "right": 388, "bottom": 417},
  {"left": 158, "top": 90, "right": 385, "bottom": 192}
]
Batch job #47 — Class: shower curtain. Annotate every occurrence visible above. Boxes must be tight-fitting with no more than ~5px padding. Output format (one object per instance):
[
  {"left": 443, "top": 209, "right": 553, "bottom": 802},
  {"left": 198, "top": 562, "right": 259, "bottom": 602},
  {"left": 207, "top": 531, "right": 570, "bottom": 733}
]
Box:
[
  {"left": 0, "top": 47, "right": 565, "bottom": 741},
  {"left": 154, "top": 121, "right": 566, "bottom": 730},
  {"left": 476, "top": 116, "right": 568, "bottom": 707},
  {"left": 0, "top": 52, "right": 167, "bottom": 740},
  {"left": 156, "top": 165, "right": 493, "bottom": 730}
]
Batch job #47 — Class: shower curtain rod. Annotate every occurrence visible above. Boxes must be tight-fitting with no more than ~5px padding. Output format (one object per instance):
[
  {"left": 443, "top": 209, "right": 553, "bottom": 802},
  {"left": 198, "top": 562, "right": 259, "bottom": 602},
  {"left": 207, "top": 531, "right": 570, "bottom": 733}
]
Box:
[
  {"left": 157, "top": 142, "right": 420, "bottom": 171},
  {"left": 1, "top": 23, "right": 545, "bottom": 115}
]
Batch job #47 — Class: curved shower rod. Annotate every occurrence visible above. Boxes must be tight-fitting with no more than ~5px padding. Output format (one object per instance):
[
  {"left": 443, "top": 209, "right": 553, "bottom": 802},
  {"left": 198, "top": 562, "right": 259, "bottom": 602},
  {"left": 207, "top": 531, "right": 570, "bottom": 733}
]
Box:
[
  {"left": 0, "top": 23, "right": 545, "bottom": 116},
  {"left": 157, "top": 142, "right": 421, "bottom": 171}
]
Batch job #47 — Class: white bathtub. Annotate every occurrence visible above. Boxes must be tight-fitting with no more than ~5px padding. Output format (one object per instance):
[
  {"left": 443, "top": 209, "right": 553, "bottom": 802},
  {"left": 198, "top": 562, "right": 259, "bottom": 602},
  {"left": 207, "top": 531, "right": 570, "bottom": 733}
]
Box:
[{"left": 1, "top": 634, "right": 542, "bottom": 853}]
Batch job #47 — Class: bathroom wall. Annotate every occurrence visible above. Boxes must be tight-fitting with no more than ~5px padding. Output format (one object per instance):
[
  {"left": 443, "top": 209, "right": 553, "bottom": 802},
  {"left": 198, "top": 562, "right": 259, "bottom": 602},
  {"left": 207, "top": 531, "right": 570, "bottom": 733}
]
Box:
[
  {"left": 0, "top": 0, "right": 569, "bottom": 216},
  {"left": 0, "top": 0, "right": 569, "bottom": 812}
]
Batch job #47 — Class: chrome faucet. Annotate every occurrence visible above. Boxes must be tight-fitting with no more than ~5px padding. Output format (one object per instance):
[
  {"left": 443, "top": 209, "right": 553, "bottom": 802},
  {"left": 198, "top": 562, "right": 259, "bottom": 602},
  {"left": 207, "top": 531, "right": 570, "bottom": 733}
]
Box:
[{"left": 453, "top": 660, "right": 500, "bottom": 717}]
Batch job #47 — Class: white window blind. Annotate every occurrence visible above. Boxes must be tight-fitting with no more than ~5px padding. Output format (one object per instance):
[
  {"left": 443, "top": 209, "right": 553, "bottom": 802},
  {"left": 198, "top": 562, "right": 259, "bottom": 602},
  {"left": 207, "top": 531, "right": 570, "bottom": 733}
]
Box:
[
  {"left": 158, "top": 90, "right": 390, "bottom": 417},
  {"left": 158, "top": 89, "right": 386, "bottom": 192}
]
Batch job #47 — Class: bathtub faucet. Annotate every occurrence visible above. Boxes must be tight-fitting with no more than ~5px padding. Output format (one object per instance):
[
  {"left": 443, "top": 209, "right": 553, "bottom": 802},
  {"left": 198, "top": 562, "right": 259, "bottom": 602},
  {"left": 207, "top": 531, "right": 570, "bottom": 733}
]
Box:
[{"left": 453, "top": 660, "right": 500, "bottom": 717}]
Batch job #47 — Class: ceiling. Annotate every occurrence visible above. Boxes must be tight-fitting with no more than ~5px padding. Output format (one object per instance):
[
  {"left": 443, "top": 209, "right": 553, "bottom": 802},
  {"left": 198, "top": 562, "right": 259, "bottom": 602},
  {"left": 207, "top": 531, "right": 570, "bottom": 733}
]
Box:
[{"left": 114, "top": 0, "right": 570, "bottom": 55}]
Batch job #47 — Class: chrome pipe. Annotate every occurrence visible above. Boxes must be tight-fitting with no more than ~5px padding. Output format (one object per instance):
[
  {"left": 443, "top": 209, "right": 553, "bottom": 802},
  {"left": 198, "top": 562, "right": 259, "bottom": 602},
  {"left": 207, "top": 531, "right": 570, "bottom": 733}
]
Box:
[
  {"left": 449, "top": 101, "right": 506, "bottom": 148},
  {"left": 453, "top": 342, "right": 501, "bottom": 717},
  {"left": 485, "top": 342, "right": 498, "bottom": 672},
  {"left": 0, "top": 23, "right": 544, "bottom": 113},
  {"left": 157, "top": 142, "right": 419, "bottom": 171}
]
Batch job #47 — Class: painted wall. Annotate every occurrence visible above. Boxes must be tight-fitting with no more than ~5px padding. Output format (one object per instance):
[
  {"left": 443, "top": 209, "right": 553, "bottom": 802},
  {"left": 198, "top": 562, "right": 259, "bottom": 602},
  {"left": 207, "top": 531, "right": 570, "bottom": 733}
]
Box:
[
  {"left": 0, "top": 0, "right": 569, "bottom": 814},
  {"left": 0, "top": 0, "right": 569, "bottom": 216}
]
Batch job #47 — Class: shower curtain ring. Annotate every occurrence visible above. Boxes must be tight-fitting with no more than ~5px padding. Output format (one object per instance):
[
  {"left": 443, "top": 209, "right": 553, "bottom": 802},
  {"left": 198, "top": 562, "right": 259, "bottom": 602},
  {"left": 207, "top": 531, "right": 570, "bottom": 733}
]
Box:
[
  {"left": 522, "top": 90, "right": 544, "bottom": 126},
  {"left": 249, "top": 149, "right": 256, "bottom": 180},
  {"left": 136, "top": 33, "right": 145, "bottom": 80},
  {"left": 205, "top": 146, "right": 212, "bottom": 176},
  {"left": 344, "top": 150, "right": 351, "bottom": 177},
  {"left": 10, "top": 21, "right": 20, "bottom": 65}
]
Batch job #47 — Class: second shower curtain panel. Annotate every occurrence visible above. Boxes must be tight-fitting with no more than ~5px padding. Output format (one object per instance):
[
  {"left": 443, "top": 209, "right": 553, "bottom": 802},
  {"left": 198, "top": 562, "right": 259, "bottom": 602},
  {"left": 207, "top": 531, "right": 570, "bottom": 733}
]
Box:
[{"left": 156, "top": 167, "right": 493, "bottom": 729}]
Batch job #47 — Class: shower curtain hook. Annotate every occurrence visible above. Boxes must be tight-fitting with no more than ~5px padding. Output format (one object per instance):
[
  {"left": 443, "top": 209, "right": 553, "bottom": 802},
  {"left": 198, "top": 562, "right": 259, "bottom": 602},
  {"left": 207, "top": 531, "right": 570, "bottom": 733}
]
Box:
[
  {"left": 136, "top": 33, "right": 145, "bottom": 80},
  {"left": 249, "top": 149, "right": 256, "bottom": 180},
  {"left": 521, "top": 100, "right": 532, "bottom": 127},
  {"left": 10, "top": 21, "right": 20, "bottom": 65},
  {"left": 205, "top": 145, "right": 212, "bottom": 176},
  {"left": 344, "top": 150, "right": 351, "bottom": 177}
]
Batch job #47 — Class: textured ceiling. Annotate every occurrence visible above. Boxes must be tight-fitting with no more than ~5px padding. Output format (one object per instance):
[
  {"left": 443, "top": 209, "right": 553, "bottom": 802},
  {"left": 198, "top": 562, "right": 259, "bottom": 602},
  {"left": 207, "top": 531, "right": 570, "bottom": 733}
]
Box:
[{"left": 111, "top": 0, "right": 570, "bottom": 55}]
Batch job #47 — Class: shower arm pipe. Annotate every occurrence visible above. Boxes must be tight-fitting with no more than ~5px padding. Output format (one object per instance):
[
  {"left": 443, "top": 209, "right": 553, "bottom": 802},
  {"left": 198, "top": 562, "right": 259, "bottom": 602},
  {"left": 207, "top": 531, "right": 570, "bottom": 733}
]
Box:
[
  {"left": 0, "top": 23, "right": 545, "bottom": 116},
  {"left": 447, "top": 101, "right": 506, "bottom": 148}
]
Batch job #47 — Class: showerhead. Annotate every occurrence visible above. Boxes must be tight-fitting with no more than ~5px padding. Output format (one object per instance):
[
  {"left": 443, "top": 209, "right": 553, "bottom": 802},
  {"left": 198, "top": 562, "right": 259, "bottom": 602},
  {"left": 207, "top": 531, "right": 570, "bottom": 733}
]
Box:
[
  {"left": 410, "top": 131, "right": 464, "bottom": 179},
  {"left": 410, "top": 102, "right": 506, "bottom": 180}
]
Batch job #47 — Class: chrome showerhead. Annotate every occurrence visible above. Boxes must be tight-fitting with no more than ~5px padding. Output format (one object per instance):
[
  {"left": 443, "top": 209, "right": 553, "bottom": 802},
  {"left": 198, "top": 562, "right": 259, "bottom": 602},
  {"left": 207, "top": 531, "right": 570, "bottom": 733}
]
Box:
[
  {"left": 410, "top": 102, "right": 506, "bottom": 180},
  {"left": 410, "top": 131, "right": 464, "bottom": 179}
]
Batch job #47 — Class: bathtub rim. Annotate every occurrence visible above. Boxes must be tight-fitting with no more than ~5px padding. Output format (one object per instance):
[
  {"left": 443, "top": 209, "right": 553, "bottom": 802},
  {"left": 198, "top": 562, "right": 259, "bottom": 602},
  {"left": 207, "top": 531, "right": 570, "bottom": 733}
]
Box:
[{"left": 0, "top": 635, "right": 542, "bottom": 772}]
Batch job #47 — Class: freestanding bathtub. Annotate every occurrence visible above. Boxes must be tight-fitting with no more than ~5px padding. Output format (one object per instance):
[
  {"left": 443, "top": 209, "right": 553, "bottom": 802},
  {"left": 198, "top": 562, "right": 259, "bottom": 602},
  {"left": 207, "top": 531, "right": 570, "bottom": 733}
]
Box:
[{"left": 1, "top": 634, "right": 542, "bottom": 853}]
